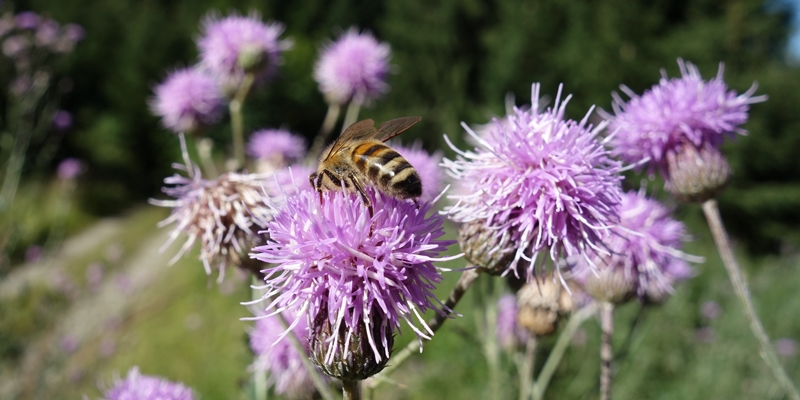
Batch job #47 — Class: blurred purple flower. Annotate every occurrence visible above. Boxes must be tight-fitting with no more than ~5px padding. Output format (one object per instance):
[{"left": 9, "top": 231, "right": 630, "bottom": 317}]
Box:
[
  {"left": 25, "top": 245, "right": 42, "bottom": 263},
  {"left": 572, "top": 191, "right": 700, "bottom": 301},
  {"left": 3, "top": 34, "right": 29, "bottom": 57},
  {"left": 53, "top": 110, "right": 72, "bottom": 131},
  {"left": 252, "top": 188, "right": 457, "bottom": 371},
  {"left": 262, "top": 164, "right": 315, "bottom": 197},
  {"left": 392, "top": 142, "right": 444, "bottom": 202},
  {"left": 496, "top": 294, "right": 528, "bottom": 351},
  {"left": 57, "top": 158, "right": 83, "bottom": 180},
  {"left": 60, "top": 335, "right": 79, "bottom": 354},
  {"left": 313, "top": 28, "right": 391, "bottom": 105},
  {"left": 104, "top": 367, "right": 195, "bottom": 400},
  {"left": 701, "top": 301, "right": 722, "bottom": 320},
  {"left": 34, "top": 19, "right": 59, "bottom": 47},
  {"left": 443, "top": 83, "right": 622, "bottom": 278},
  {"left": 198, "top": 12, "right": 292, "bottom": 82},
  {"left": 696, "top": 327, "right": 715, "bottom": 343},
  {"left": 10, "top": 76, "right": 30, "bottom": 96},
  {"left": 246, "top": 128, "right": 306, "bottom": 166},
  {"left": 86, "top": 262, "right": 104, "bottom": 289},
  {"left": 250, "top": 311, "right": 319, "bottom": 399},
  {"left": 14, "top": 12, "right": 40, "bottom": 30},
  {"left": 605, "top": 59, "right": 766, "bottom": 180},
  {"left": 63, "top": 23, "right": 84, "bottom": 43},
  {"left": 776, "top": 338, "right": 798, "bottom": 357},
  {"left": 151, "top": 68, "right": 224, "bottom": 134},
  {"left": 150, "top": 162, "right": 274, "bottom": 281}
]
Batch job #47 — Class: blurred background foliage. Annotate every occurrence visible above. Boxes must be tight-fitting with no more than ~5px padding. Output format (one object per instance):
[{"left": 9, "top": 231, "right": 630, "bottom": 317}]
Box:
[{"left": 6, "top": 0, "right": 799, "bottom": 256}]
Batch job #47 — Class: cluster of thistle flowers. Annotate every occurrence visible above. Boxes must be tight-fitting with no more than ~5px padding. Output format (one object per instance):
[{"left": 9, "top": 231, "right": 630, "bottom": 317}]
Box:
[
  {"left": 0, "top": 9, "right": 83, "bottom": 96},
  {"left": 450, "top": 60, "right": 764, "bottom": 346},
  {"left": 148, "top": 11, "right": 457, "bottom": 398}
]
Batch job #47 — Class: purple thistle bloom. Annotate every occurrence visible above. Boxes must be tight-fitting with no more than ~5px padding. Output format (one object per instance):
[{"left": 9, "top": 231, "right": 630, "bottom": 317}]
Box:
[
  {"left": 3, "top": 34, "right": 29, "bottom": 58},
  {"left": 605, "top": 59, "right": 766, "bottom": 179},
  {"left": 53, "top": 110, "right": 73, "bottom": 131},
  {"left": 392, "top": 142, "right": 444, "bottom": 202},
  {"left": 197, "top": 12, "right": 292, "bottom": 83},
  {"left": 247, "top": 128, "right": 307, "bottom": 166},
  {"left": 150, "top": 162, "right": 275, "bottom": 281},
  {"left": 573, "top": 191, "right": 700, "bottom": 300},
  {"left": 14, "top": 12, "right": 40, "bottom": 30},
  {"left": 262, "top": 164, "right": 315, "bottom": 197},
  {"left": 63, "top": 23, "right": 84, "bottom": 43},
  {"left": 250, "top": 311, "right": 318, "bottom": 399},
  {"left": 104, "top": 367, "right": 195, "bottom": 400},
  {"left": 496, "top": 294, "right": 528, "bottom": 351},
  {"left": 57, "top": 158, "right": 83, "bottom": 180},
  {"left": 151, "top": 68, "right": 224, "bottom": 134},
  {"left": 313, "top": 28, "right": 391, "bottom": 105},
  {"left": 251, "top": 188, "right": 457, "bottom": 369},
  {"left": 443, "top": 83, "right": 622, "bottom": 278},
  {"left": 34, "top": 19, "right": 59, "bottom": 47}
]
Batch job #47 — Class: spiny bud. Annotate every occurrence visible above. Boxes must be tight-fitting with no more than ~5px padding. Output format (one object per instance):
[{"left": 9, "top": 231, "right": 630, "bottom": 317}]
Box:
[
  {"left": 516, "top": 275, "right": 575, "bottom": 337},
  {"left": 583, "top": 267, "right": 637, "bottom": 305},
  {"left": 458, "top": 220, "right": 518, "bottom": 275},
  {"left": 309, "top": 308, "right": 393, "bottom": 381},
  {"left": 666, "top": 142, "right": 731, "bottom": 203}
]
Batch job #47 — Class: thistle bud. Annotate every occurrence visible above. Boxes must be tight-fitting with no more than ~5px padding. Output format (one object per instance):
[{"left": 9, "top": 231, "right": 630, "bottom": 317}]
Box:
[
  {"left": 309, "top": 309, "right": 393, "bottom": 381},
  {"left": 666, "top": 142, "right": 731, "bottom": 203},
  {"left": 458, "top": 220, "right": 517, "bottom": 275},
  {"left": 516, "top": 275, "right": 575, "bottom": 336},
  {"left": 582, "top": 267, "right": 637, "bottom": 305}
]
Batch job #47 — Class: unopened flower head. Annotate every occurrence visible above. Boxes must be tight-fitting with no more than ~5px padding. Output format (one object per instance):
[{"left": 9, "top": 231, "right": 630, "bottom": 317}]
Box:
[
  {"left": 151, "top": 161, "right": 274, "bottom": 281},
  {"left": 392, "top": 142, "right": 444, "bottom": 202},
  {"left": 151, "top": 68, "right": 224, "bottom": 134},
  {"left": 198, "top": 12, "right": 292, "bottom": 83},
  {"left": 313, "top": 28, "right": 391, "bottom": 105},
  {"left": 443, "top": 83, "right": 622, "bottom": 279},
  {"left": 249, "top": 311, "right": 318, "bottom": 399},
  {"left": 252, "top": 188, "right": 457, "bottom": 379},
  {"left": 573, "top": 191, "right": 699, "bottom": 304},
  {"left": 606, "top": 59, "right": 766, "bottom": 181},
  {"left": 104, "top": 367, "right": 194, "bottom": 400},
  {"left": 247, "top": 128, "right": 307, "bottom": 167}
]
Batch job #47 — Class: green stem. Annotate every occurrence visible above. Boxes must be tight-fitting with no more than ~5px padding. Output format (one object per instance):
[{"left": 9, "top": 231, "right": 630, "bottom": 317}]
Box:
[
  {"left": 702, "top": 199, "right": 800, "bottom": 400},
  {"left": 599, "top": 303, "right": 614, "bottom": 400},
  {"left": 519, "top": 336, "right": 537, "bottom": 400},
  {"left": 307, "top": 103, "right": 342, "bottom": 163},
  {"left": 532, "top": 303, "right": 597, "bottom": 400},
  {"left": 341, "top": 94, "right": 364, "bottom": 133},
  {"left": 343, "top": 379, "right": 361, "bottom": 400},
  {"left": 228, "top": 73, "right": 255, "bottom": 170},
  {"left": 368, "top": 268, "right": 482, "bottom": 389}
]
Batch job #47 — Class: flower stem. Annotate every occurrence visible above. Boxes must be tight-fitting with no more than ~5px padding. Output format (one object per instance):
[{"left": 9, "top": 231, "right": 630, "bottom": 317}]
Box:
[
  {"left": 273, "top": 311, "right": 337, "bottom": 400},
  {"left": 229, "top": 73, "right": 255, "bottom": 170},
  {"left": 367, "top": 268, "right": 482, "bottom": 389},
  {"left": 341, "top": 93, "right": 364, "bottom": 133},
  {"left": 307, "top": 103, "right": 342, "bottom": 163},
  {"left": 702, "top": 199, "right": 800, "bottom": 400},
  {"left": 532, "top": 303, "right": 597, "bottom": 400},
  {"left": 600, "top": 302, "right": 614, "bottom": 400},
  {"left": 343, "top": 379, "right": 361, "bottom": 400},
  {"left": 519, "top": 336, "right": 538, "bottom": 400}
]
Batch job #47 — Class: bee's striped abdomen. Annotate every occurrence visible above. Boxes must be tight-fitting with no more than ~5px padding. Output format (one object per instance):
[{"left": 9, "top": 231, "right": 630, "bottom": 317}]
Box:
[{"left": 352, "top": 141, "right": 423, "bottom": 199}]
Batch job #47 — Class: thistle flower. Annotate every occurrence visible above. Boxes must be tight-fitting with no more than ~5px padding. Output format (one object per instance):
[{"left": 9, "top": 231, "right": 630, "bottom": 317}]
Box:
[
  {"left": 53, "top": 110, "right": 72, "bottom": 131},
  {"left": 57, "top": 158, "right": 83, "bottom": 180},
  {"left": 104, "top": 367, "right": 195, "bottom": 400},
  {"left": 313, "top": 28, "right": 391, "bottom": 105},
  {"left": 150, "top": 162, "right": 274, "bottom": 281},
  {"left": 443, "top": 83, "right": 622, "bottom": 279},
  {"left": 251, "top": 188, "right": 457, "bottom": 380},
  {"left": 151, "top": 68, "right": 224, "bottom": 134},
  {"left": 262, "top": 164, "right": 315, "bottom": 197},
  {"left": 572, "top": 191, "right": 699, "bottom": 304},
  {"left": 605, "top": 59, "right": 766, "bottom": 195},
  {"left": 14, "top": 12, "right": 40, "bottom": 30},
  {"left": 247, "top": 128, "right": 307, "bottom": 168},
  {"left": 250, "top": 311, "right": 318, "bottom": 399},
  {"left": 198, "top": 13, "right": 292, "bottom": 84},
  {"left": 496, "top": 294, "right": 528, "bottom": 351},
  {"left": 392, "top": 142, "right": 444, "bottom": 202}
]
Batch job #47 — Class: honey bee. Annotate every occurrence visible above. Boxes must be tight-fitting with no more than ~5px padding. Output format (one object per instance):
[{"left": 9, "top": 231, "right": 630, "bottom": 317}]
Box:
[{"left": 309, "top": 116, "right": 423, "bottom": 214}]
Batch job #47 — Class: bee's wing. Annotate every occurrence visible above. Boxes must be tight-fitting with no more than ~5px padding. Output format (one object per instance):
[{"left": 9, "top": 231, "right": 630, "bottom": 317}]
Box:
[
  {"left": 325, "top": 119, "right": 377, "bottom": 160},
  {"left": 375, "top": 116, "right": 422, "bottom": 142}
]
